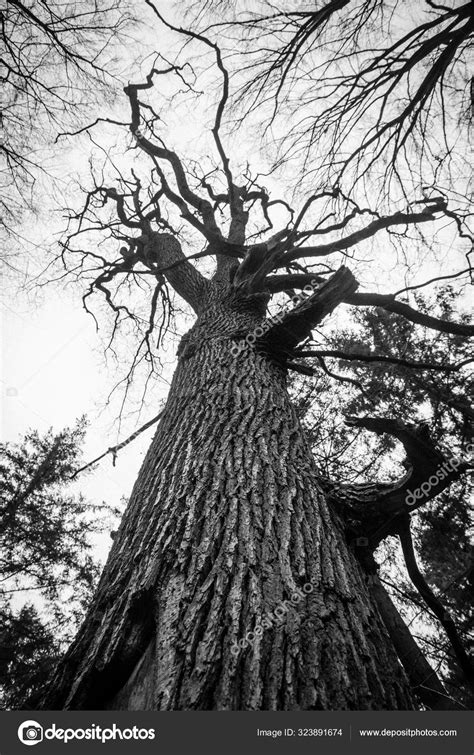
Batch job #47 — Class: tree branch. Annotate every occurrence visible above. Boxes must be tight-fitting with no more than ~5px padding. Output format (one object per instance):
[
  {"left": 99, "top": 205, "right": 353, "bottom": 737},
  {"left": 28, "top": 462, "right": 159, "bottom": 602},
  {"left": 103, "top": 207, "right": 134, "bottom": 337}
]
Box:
[
  {"left": 263, "top": 265, "right": 358, "bottom": 351},
  {"left": 345, "top": 293, "right": 474, "bottom": 337},
  {"left": 368, "top": 575, "right": 460, "bottom": 710},
  {"left": 320, "top": 417, "right": 471, "bottom": 549},
  {"left": 296, "top": 349, "right": 472, "bottom": 373},
  {"left": 283, "top": 202, "right": 447, "bottom": 263},
  {"left": 232, "top": 229, "right": 293, "bottom": 293},
  {"left": 70, "top": 411, "right": 164, "bottom": 480},
  {"left": 398, "top": 515, "right": 474, "bottom": 692},
  {"left": 124, "top": 69, "right": 225, "bottom": 246},
  {"left": 142, "top": 232, "right": 209, "bottom": 314}
]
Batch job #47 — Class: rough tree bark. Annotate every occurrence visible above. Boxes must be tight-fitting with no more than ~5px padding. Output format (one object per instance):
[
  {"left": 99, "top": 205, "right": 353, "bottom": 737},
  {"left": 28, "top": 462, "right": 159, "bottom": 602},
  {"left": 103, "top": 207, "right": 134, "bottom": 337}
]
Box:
[{"left": 42, "top": 246, "right": 415, "bottom": 711}]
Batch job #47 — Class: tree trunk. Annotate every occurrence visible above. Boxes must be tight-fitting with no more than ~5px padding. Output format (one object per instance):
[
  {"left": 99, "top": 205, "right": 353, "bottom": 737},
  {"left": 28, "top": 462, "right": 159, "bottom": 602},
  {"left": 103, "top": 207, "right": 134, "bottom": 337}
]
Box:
[{"left": 42, "top": 286, "right": 414, "bottom": 710}]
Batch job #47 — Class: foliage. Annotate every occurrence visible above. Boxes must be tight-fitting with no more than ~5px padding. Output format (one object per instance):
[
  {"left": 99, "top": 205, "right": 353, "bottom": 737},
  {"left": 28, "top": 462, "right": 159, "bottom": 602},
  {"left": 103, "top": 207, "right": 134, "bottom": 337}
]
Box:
[
  {"left": 0, "top": 421, "right": 120, "bottom": 708},
  {"left": 0, "top": 604, "right": 62, "bottom": 710},
  {"left": 291, "top": 285, "right": 473, "bottom": 705}
]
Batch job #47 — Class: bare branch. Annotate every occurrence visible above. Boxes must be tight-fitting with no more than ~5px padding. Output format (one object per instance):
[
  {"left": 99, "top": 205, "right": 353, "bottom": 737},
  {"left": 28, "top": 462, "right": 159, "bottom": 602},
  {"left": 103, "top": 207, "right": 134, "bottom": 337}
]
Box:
[
  {"left": 296, "top": 350, "right": 473, "bottom": 373},
  {"left": 70, "top": 411, "right": 164, "bottom": 480},
  {"left": 283, "top": 202, "right": 447, "bottom": 263},
  {"left": 345, "top": 293, "right": 474, "bottom": 337},
  {"left": 124, "top": 68, "right": 224, "bottom": 244}
]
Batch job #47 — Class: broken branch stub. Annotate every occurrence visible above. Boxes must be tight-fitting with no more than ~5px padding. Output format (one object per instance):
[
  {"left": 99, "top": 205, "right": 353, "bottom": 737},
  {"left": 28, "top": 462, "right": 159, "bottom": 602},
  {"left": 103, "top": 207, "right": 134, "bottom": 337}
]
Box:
[{"left": 263, "top": 266, "right": 358, "bottom": 352}]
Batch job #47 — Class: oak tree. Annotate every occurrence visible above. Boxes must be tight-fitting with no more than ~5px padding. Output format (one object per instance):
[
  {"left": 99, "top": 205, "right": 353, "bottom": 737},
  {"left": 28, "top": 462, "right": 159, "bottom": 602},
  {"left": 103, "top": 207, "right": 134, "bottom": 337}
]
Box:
[{"left": 38, "top": 3, "right": 472, "bottom": 710}]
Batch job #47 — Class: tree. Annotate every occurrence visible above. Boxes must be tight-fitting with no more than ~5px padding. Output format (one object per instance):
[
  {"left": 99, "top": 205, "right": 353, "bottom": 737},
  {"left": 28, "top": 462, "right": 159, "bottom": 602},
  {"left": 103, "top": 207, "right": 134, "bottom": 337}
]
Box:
[
  {"left": 193, "top": 0, "right": 473, "bottom": 209},
  {"left": 0, "top": 0, "right": 133, "bottom": 246},
  {"left": 36, "top": 4, "right": 472, "bottom": 710},
  {"left": 289, "top": 288, "right": 473, "bottom": 706},
  {"left": 0, "top": 422, "right": 119, "bottom": 709},
  {"left": 0, "top": 606, "right": 62, "bottom": 711}
]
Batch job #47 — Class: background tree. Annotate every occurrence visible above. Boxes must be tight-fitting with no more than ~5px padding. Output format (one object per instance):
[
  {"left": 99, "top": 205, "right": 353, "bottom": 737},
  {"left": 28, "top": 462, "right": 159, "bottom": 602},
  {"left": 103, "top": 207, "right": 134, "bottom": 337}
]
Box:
[
  {"left": 0, "top": 0, "right": 141, "bottom": 294},
  {"left": 0, "top": 0, "right": 133, "bottom": 225},
  {"left": 191, "top": 0, "right": 473, "bottom": 211},
  {"left": 289, "top": 285, "right": 473, "bottom": 706},
  {"left": 0, "top": 422, "right": 120, "bottom": 709},
  {"left": 33, "top": 3, "right": 472, "bottom": 711}
]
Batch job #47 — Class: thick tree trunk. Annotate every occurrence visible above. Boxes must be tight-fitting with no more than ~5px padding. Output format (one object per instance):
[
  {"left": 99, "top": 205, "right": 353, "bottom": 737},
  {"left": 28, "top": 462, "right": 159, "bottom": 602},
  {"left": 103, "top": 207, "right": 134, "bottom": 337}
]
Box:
[{"left": 43, "top": 287, "right": 414, "bottom": 710}]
